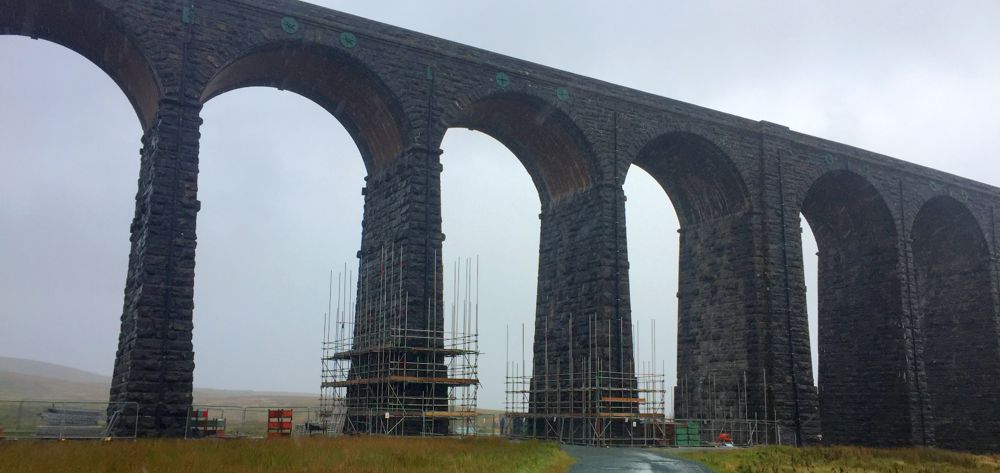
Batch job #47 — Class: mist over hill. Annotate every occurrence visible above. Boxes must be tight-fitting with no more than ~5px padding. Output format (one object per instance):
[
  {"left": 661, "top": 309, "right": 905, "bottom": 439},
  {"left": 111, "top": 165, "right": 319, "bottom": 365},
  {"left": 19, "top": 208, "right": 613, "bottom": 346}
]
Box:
[
  {"left": 0, "top": 357, "right": 108, "bottom": 385},
  {"left": 0, "top": 356, "right": 319, "bottom": 406}
]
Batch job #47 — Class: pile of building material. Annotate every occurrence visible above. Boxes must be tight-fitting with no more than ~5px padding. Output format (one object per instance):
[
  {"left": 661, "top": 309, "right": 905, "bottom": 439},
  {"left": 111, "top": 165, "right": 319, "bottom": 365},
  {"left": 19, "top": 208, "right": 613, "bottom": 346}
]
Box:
[{"left": 35, "top": 407, "right": 105, "bottom": 438}]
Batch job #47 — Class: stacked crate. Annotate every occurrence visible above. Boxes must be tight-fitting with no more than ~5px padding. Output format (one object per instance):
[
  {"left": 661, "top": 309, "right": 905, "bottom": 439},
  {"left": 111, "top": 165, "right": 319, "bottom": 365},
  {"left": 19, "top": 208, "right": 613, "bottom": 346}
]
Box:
[
  {"left": 35, "top": 408, "right": 105, "bottom": 438},
  {"left": 189, "top": 409, "right": 226, "bottom": 438},
  {"left": 674, "top": 421, "right": 701, "bottom": 447}
]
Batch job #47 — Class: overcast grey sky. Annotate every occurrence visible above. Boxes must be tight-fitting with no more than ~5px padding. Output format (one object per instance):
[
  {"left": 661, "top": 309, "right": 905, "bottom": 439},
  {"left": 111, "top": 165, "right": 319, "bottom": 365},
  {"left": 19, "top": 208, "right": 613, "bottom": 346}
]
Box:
[{"left": 1, "top": 1, "right": 998, "bottom": 411}]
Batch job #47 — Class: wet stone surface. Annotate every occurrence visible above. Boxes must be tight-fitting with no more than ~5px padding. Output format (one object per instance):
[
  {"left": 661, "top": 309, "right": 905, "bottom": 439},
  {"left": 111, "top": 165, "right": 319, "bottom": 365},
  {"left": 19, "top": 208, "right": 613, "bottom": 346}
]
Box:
[{"left": 563, "top": 446, "right": 714, "bottom": 473}]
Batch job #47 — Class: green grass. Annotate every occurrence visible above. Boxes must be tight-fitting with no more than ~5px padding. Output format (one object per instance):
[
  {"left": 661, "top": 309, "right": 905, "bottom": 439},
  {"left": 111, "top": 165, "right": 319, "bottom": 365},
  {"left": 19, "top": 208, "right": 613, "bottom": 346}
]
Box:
[
  {"left": 0, "top": 437, "right": 573, "bottom": 473},
  {"left": 677, "top": 445, "right": 1000, "bottom": 473}
]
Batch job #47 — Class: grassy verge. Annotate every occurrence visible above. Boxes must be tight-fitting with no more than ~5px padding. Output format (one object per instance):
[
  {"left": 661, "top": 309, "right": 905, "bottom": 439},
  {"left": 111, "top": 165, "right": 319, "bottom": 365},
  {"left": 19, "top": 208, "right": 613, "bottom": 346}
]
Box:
[
  {"left": 676, "top": 445, "right": 1000, "bottom": 473},
  {"left": 0, "top": 437, "right": 573, "bottom": 473}
]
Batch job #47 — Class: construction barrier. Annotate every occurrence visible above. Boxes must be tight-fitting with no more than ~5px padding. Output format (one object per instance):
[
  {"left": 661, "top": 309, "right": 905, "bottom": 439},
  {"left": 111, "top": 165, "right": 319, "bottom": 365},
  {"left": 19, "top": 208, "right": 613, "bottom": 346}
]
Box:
[{"left": 267, "top": 409, "right": 293, "bottom": 438}]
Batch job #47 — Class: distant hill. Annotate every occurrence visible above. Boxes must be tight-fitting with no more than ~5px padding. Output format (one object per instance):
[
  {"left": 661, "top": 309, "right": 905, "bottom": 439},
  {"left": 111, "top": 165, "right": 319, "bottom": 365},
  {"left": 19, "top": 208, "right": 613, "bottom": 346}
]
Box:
[
  {"left": 0, "top": 357, "right": 108, "bottom": 385},
  {"left": 0, "top": 370, "right": 109, "bottom": 401},
  {"left": 0, "top": 356, "right": 319, "bottom": 407},
  {"left": 0, "top": 358, "right": 505, "bottom": 414}
]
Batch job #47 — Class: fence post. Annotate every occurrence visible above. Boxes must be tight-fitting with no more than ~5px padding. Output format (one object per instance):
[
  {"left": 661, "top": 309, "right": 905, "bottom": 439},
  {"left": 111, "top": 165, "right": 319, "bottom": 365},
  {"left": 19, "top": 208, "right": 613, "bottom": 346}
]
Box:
[
  {"left": 14, "top": 401, "right": 24, "bottom": 435},
  {"left": 57, "top": 403, "right": 66, "bottom": 440},
  {"left": 240, "top": 407, "right": 247, "bottom": 437}
]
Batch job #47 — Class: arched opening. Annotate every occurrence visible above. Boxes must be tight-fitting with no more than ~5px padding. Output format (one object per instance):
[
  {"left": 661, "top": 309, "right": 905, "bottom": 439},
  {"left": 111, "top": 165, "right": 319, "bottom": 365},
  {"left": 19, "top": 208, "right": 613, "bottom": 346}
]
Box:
[
  {"left": 0, "top": 37, "right": 139, "bottom": 391},
  {"left": 439, "top": 91, "right": 596, "bottom": 426},
  {"left": 622, "top": 166, "right": 681, "bottom": 415},
  {"left": 801, "top": 217, "right": 820, "bottom": 389},
  {"left": 629, "top": 131, "right": 751, "bottom": 422},
  {"left": 195, "top": 88, "right": 365, "bottom": 402},
  {"left": 912, "top": 196, "right": 1000, "bottom": 451},
  {"left": 200, "top": 43, "right": 407, "bottom": 173},
  {"left": 800, "top": 170, "right": 909, "bottom": 446},
  {"left": 191, "top": 44, "right": 401, "bottom": 428},
  {"left": 1, "top": 0, "right": 161, "bottom": 129},
  {"left": 439, "top": 129, "right": 540, "bottom": 411}
]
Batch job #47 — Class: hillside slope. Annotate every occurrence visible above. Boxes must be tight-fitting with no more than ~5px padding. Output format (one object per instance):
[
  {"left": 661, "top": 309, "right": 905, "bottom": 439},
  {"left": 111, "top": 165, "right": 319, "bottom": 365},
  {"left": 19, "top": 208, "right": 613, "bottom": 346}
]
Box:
[
  {"left": 0, "top": 357, "right": 319, "bottom": 407},
  {"left": 0, "top": 357, "right": 108, "bottom": 385}
]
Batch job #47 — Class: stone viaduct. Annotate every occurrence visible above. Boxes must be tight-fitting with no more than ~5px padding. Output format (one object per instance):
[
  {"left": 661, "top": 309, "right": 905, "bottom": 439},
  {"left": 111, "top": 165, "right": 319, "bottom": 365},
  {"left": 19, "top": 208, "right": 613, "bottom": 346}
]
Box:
[{"left": 3, "top": 0, "right": 999, "bottom": 451}]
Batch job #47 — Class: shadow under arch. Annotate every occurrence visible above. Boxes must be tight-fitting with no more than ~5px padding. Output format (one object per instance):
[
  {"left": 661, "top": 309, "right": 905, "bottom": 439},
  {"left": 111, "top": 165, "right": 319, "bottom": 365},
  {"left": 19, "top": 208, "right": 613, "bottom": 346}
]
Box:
[
  {"left": 629, "top": 131, "right": 749, "bottom": 227},
  {"left": 800, "top": 170, "right": 910, "bottom": 446},
  {"left": 911, "top": 195, "right": 1000, "bottom": 452},
  {"left": 0, "top": 0, "right": 162, "bottom": 130},
  {"left": 440, "top": 91, "right": 595, "bottom": 205},
  {"left": 200, "top": 41, "right": 409, "bottom": 173}
]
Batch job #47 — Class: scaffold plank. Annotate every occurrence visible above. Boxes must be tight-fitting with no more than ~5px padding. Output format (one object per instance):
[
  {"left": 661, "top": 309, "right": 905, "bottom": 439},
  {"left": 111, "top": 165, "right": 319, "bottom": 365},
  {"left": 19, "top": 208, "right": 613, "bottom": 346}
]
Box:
[
  {"left": 322, "top": 376, "right": 479, "bottom": 387},
  {"left": 504, "top": 412, "right": 666, "bottom": 419},
  {"left": 600, "top": 397, "right": 645, "bottom": 403},
  {"left": 326, "top": 345, "right": 477, "bottom": 359},
  {"left": 421, "top": 411, "right": 477, "bottom": 418}
]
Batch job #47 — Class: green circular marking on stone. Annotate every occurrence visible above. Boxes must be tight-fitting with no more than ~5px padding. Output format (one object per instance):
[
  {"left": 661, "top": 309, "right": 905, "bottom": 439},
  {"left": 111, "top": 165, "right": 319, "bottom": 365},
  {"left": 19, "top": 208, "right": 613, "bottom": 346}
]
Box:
[
  {"left": 823, "top": 153, "right": 835, "bottom": 167},
  {"left": 961, "top": 190, "right": 970, "bottom": 201},
  {"left": 281, "top": 16, "right": 300, "bottom": 34},
  {"left": 555, "top": 87, "right": 570, "bottom": 101},
  {"left": 181, "top": 6, "right": 195, "bottom": 25},
  {"left": 495, "top": 72, "right": 510, "bottom": 88},
  {"left": 340, "top": 31, "right": 358, "bottom": 48}
]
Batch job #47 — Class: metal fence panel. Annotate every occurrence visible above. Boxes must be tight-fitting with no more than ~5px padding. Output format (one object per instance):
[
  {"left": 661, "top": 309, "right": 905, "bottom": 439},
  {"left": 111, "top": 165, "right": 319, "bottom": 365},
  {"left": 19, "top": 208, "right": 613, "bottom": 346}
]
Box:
[
  {"left": 0, "top": 400, "right": 139, "bottom": 440},
  {"left": 185, "top": 406, "right": 326, "bottom": 439}
]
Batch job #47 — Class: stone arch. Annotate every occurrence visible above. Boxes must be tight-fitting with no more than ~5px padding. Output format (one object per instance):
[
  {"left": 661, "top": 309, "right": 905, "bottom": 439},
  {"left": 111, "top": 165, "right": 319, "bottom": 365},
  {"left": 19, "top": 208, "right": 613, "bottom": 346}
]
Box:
[
  {"left": 800, "top": 170, "right": 910, "bottom": 446},
  {"left": 628, "top": 131, "right": 749, "bottom": 226},
  {"left": 437, "top": 90, "right": 596, "bottom": 205},
  {"left": 911, "top": 195, "right": 1000, "bottom": 451},
  {"left": 200, "top": 41, "right": 409, "bottom": 173},
  {"left": 0, "top": 0, "right": 162, "bottom": 130}
]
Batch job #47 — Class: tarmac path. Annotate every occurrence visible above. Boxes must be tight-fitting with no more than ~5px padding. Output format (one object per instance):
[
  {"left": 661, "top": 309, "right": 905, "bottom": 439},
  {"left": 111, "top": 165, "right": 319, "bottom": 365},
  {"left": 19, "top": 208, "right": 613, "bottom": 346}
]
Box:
[{"left": 563, "top": 445, "right": 715, "bottom": 472}]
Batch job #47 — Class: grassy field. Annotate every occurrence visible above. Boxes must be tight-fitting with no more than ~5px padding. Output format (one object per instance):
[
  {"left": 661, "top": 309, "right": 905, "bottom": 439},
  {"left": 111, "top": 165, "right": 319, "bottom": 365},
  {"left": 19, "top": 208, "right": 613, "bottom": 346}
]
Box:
[
  {"left": 0, "top": 437, "right": 573, "bottom": 473},
  {"left": 677, "top": 445, "right": 1000, "bottom": 473}
]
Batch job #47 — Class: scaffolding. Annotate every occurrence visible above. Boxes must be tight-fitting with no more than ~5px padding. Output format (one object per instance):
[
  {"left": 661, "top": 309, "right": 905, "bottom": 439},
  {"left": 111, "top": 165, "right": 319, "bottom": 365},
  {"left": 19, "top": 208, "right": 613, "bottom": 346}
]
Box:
[
  {"left": 320, "top": 249, "right": 480, "bottom": 436},
  {"left": 504, "top": 316, "right": 670, "bottom": 446},
  {"left": 503, "top": 311, "right": 792, "bottom": 447}
]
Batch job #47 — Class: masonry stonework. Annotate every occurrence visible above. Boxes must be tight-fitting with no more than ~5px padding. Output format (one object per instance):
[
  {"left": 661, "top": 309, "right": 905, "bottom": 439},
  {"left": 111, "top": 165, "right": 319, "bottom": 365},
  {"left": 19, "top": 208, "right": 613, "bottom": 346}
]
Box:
[{"left": 4, "top": 0, "right": 999, "bottom": 450}]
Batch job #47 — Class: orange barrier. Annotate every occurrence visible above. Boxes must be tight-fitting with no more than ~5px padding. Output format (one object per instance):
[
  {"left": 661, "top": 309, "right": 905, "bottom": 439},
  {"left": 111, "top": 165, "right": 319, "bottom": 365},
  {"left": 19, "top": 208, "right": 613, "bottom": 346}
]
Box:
[{"left": 267, "top": 409, "right": 293, "bottom": 438}]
